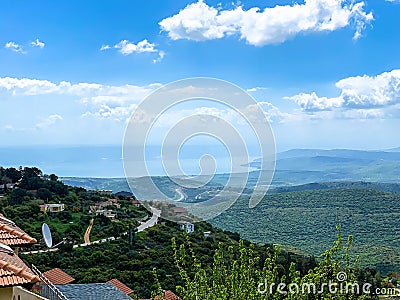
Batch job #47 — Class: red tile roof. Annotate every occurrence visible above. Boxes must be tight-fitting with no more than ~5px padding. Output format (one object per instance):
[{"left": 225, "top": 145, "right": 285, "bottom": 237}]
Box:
[
  {"left": 42, "top": 268, "right": 75, "bottom": 285},
  {"left": 0, "top": 245, "right": 40, "bottom": 287},
  {"left": 0, "top": 214, "right": 37, "bottom": 246},
  {"left": 155, "top": 290, "right": 181, "bottom": 300},
  {"left": 107, "top": 278, "right": 133, "bottom": 295}
]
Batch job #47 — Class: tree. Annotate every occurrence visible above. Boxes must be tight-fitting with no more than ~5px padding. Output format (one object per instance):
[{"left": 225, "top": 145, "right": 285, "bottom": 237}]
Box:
[
  {"left": 23, "top": 167, "right": 43, "bottom": 179},
  {"left": 52, "top": 182, "right": 68, "bottom": 196},
  {"left": 49, "top": 174, "right": 58, "bottom": 181},
  {"left": 8, "top": 189, "right": 29, "bottom": 205},
  {"left": 19, "top": 176, "right": 42, "bottom": 190},
  {"left": 37, "top": 188, "right": 53, "bottom": 201},
  {"left": 4, "top": 167, "right": 22, "bottom": 183},
  {"left": 58, "top": 211, "right": 73, "bottom": 222}
]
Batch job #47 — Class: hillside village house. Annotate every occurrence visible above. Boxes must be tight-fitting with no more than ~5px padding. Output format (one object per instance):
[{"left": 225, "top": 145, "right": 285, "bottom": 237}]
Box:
[
  {"left": 154, "top": 290, "right": 181, "bottom": 300},
  {"left": 0, "top": 214, "right": 45, "bottom": 300},
  {"left": 0, "top": 183, "right": 15, "bottom": 190},
  {"left": 131, "top": 200, "right": 142, "bottom": 207},
  {"left": 172, "top": 207, "right": 187, "bottom": 214},
  {"left": 90, "top": 198, "right": 120, "bottom": 212},
  {"left": 41, "top": 268, "right": 75, "bottom": 285},
  {"left": 37, "top": 269, "right": 133, "bottom": 300},
  {"left": 203, "top": 231, "right": 211, "bottom": 238},
  {"left": 94, "top": 209, "right": 116, "bottom": 219},
  {"left": 88, "top": 198, "right": 123, "bottom": 219},
  {"left": 178, "top": 221, "right": 195, "bottom": 234},
  {"left": 39, "top": 203, "right": 65, "bottom": 213}
]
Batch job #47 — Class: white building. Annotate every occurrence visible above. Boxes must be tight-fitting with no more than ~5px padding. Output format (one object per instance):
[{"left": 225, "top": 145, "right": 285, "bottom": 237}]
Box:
[
  {"left": 203, "top": 231, "right": 211, "bottom": 238},
  {"left": 95, "top": 209, "right": 116, "bottom": 219},
  {"left": 178, "top": 221, "right": 195, "bottom": 234},
  {"left": 39, "top": 203, "right": 65, "bottom": 213}
]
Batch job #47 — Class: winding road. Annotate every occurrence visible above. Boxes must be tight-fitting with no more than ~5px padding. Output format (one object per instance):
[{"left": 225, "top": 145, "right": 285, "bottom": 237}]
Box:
[
  {"left": 175, "top": 188, "right": 186, "bottom": 202},
  {"left": 137, "top": 206, "right": 161, "bottom": 232},
  {"left": 22, "top": 206, "right": 161, "bottom": 255}
]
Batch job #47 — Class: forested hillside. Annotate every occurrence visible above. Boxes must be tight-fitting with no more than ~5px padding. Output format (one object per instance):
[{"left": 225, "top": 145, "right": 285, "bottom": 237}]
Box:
[{"left": 212, "top": 188, "right": 400, "bottom": 274}]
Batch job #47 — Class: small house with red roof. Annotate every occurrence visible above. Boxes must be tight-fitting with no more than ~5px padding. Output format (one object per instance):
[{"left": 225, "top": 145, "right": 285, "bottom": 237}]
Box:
[
  {"left": 107, "top": 278, "right": 133, "bottom": 295},
  {"left": 42, "top": 268, "right": 75, "bottom": 285}
]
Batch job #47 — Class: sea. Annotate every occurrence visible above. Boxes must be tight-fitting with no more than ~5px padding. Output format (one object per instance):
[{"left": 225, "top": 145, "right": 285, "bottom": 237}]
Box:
[{"left": 0, "top": 145, "right": 260, "bottom": 178}]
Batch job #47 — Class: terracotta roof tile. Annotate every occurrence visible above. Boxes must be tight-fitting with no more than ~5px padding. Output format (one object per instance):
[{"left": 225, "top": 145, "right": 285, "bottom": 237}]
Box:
[
  {"left": 155, "top": 290, "right": 181, "bottom": 300},
  {"left": 0, "top": 214, "right": 37, "bottom": 246},
  {"left": 107, "top": 278, "right": 133, "bottom": 295},
  {"left": 0, "top": 245, "right": 39, "bottom": 287},
  {"left": 42, "top": 268, "right": 75, "bottom": 285}
]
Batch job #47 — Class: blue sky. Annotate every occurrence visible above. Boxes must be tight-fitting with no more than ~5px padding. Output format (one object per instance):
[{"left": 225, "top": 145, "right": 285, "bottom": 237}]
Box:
[{"left": 1, "top": 0, "right": 400, "bottom": 151}]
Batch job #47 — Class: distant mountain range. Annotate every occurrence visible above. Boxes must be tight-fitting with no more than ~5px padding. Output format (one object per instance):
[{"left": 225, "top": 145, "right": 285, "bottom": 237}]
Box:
[
  {"left": 277, "top": 147, "right": 400, "bottom": 159},
  {"left": 246, "top": 148, "right": 400, "bottom": 184},
  {"left": 60, "top": 147, "right": 400, "bottom": 202},
  {"left": 387, "top": 146, "right": 400, "bottom": 152},
  {"left": 270, "top": 181, "right": 400, "bottom": 194}
]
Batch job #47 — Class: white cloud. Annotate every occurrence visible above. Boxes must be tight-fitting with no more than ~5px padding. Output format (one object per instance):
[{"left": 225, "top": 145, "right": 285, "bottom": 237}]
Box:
[
  {"left": 243, "top": 102, "right": 298, "bottom": 124},
  {"left": 4, "top": 41, "right": 26, "bottom": 54},
  {"left": 82, "top": 104, "right": 138, "bottom": 122},
  {"left": 288, "top": 92, "right": 344, "bottom": 111},
  {"left": 5, "top": 39, "right": 45, "bottom": 54},
  {"left": 0, "top": 76, "right": 162, "bottom": 122},
  {"left": 125, "top": 100, "right": 294, "bottom": 129},
  {"left": 0, "top": 77, "right": 58, "bottom": 94},
  {"left": 36, "top": 114, "right": 63, "bottom": 129},
  {"left": 100, "top": 45, "right": 111, "bottom": 51},
  {"left": 114, "top": 39, "right": 157, "bottom": 55},
  {"left": 31, "top": 38, "right": 45, "bottom": 48},
  {"left": 288, "top": 69, "right": 400, "bottom": 112},
  {"left": 101, "top": 39, "right": 165, "bottom": 62},
  {"left": 0, "top": 77, "right": 160, "bottom": 104},
  {"left": 339, "top": 108, "right": 386, "bottom": 119},
  {"left": 336, "top": 70, "right": 400, "bottom": 108},
  {"left": 287, "top": 69, "right": 400, "bottom": 120},
  {"left": 157, "top": 102, "right": 295, "bottom": 126},
  {"left": 246, "top": 87, "right": 269, "bottom": 93},
  {"left": 258, "top": 102, "right": 296, "bottom": 123},
  {"left": 153, "top": 50, "right": 165, "bottom": 63},
  {"left": 159, "top": 0, "right": 373, "bottom": 46}
]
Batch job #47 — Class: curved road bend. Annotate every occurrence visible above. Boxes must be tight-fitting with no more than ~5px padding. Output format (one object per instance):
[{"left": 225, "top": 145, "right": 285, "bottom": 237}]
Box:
[
  {"left": 22, "top": 207, "right": 161, "bottom": 255},
  {"left": 137, "top": 206, "right": 161, "bottom": 232}
]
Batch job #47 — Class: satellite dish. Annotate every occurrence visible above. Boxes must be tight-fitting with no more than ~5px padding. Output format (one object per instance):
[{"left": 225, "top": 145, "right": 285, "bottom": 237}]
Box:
[
  {"left": 0, "top": 242, "right": 13, "bottom": 254},
  {"left": 42, "top": 223, "right": 53, "bottom": 248}
]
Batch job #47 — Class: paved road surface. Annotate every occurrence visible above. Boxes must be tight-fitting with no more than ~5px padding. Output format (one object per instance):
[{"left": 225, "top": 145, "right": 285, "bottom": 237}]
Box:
[
  {"left": 137, "top": 206, "right": 161, "bottom": 232},
  {"left": 175, "top": 188, "right": 185, "bottom": 202}
]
